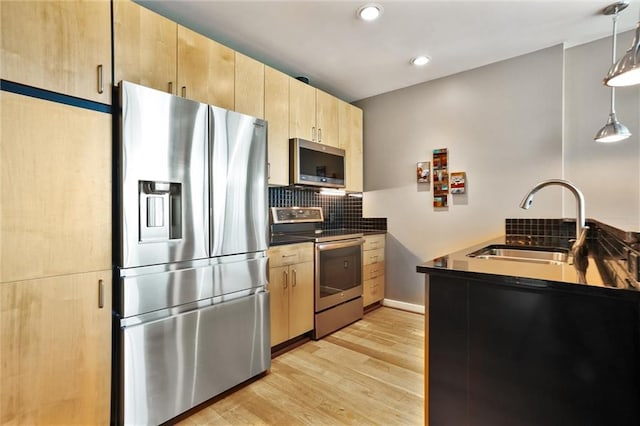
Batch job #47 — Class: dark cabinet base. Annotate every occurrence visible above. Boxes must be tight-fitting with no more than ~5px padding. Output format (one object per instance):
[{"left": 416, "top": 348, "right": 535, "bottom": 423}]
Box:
[{"left": 429, "top": 274, "right": 640, "bottom": 426}]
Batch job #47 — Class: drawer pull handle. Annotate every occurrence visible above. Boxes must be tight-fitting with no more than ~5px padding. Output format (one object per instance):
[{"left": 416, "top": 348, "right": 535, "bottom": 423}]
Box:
[{"left": 283, "top": 270, "right": 288, "bottom": 289}]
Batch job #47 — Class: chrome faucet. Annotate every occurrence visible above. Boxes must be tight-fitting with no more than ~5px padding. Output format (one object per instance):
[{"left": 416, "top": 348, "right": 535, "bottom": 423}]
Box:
[{"left": 519, "top": 179, "right": 588, "bottom": 255}]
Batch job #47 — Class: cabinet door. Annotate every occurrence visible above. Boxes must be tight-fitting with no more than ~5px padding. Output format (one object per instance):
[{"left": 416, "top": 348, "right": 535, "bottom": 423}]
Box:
[
  {"left": 316, "top": 89, "right": 339, "bottom": 147},
  {"left": 265, "top": 66, "right": 290, "bottom": 186},
  {"left": 289, "top": 77, "right": 316, "bottom": 141},
  {"left": 0, "top": 92, "right": 111, "bottom": 283},
  {"left": 268, "top": 265, "right": 289, "bottom": 346},
  {"left": 0, "top": 271, "right": 112, "bottom": 424},
  {"left": 1, "top": 0, "right": 112, "bottom": 103},
  {"left": 288, "top": 261, "right": 314, "bottom": 338},
  {"left": 235, "top": 52, "right": 264, "bottom": 118},
  {"left": 113, "top": 0, "right": 177, "bottom": 94},
  {"left": 339, "top": 102, "right": 364, "bottom": 192},
  {"left": 177, "top": 25, "right": 235, "bottom": 109}
]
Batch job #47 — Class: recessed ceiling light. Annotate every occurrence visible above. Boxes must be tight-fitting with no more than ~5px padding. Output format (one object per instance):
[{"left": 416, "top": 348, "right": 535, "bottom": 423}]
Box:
[
  {"left": 411, "top": 56, "right": 431, "bottom": 66},
  {"left": 357, "top": 4, "right": 383, "bottom": 21}
]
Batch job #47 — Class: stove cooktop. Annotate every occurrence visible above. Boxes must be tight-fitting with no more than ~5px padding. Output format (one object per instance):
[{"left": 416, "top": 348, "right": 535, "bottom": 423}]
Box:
[
  {"left": 270, "top": 207, "right": 364, "bottom": 244},
  {"left": 271, "top": 228, "right": 364, "bottom": 244}
]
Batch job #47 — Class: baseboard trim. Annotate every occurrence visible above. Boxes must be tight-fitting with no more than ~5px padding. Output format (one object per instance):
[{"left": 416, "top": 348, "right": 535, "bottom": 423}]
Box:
[{"left": 382, "top": 298, "right": 425, "bottom": 314}]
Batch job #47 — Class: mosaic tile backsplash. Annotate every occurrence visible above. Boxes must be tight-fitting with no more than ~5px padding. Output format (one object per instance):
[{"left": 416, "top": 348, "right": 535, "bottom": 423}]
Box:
[
  {"left": 505, "top": 218, "right": 595, "bottom": 248},
  {"left": 269, "top": 187, "right": 387, "bottom": 231}
]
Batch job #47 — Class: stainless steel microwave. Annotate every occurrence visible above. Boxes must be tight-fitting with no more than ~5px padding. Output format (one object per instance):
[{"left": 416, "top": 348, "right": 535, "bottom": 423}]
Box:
[{"left": 289, "top": 138, "right": 346, "bottom": 188}]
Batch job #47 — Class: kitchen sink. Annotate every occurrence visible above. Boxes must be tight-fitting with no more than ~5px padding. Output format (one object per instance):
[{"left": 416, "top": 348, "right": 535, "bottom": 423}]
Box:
[{"left": 467, "top": 244, "right": 569, "bottom": 265}]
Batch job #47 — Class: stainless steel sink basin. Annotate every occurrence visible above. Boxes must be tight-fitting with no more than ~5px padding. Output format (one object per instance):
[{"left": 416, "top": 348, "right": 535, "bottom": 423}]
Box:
[{"left": 467, "top": 245, "right": 569, "bottom": 264}]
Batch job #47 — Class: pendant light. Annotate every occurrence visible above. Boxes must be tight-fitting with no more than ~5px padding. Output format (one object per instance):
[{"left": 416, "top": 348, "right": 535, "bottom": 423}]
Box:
[
  {"left": 595, "top": 2, "right": 632, "bottom": 143},
  {"left": 604, "top": 3, "right": 640, "bottom": 87}
]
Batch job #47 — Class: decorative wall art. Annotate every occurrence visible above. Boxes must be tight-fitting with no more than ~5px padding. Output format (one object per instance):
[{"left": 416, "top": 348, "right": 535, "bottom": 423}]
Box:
[
  {"left": 417, "top": 161, "right": 430, "bottom": 183},
  {"left": 450, "top": 172, "right": 466, "bottom": 194},
  {"left": 433, "top": 148, "right": 449, "bottom": 208}
]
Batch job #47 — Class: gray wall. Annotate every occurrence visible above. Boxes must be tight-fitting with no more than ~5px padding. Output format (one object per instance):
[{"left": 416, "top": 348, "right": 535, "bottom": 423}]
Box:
[{"left": 356, "top": 34, "right": 640, "bottom": 307}]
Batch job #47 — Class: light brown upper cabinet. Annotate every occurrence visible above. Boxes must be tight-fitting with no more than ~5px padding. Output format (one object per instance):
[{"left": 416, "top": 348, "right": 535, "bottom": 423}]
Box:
[
  {"left": 235, "top": 52, "right": 264, "bottom": 118},
  {"left": 339, "top": 102, "right": 364, "bottom": 192},
  {"left": 265, "top": 66, "right": 290, "bottom": 186},
  {"left": 0, "top": 0, "right": 112, "bottom": 103},
  {"left": 289, "top": 77, "right": 317, "bottom": 142},
  {"left": 113, "top": 0, "right": 177, "bottom": 94},
  {"left": 0, "top": 92, "right": 111, "bottom": 283},
  {"left": 177, "top": 25, "right": 235, "bottom": 109},
  {"left": 290, "top": 78, "right": 339, "bottom": 147},
  {"left": 315, "top": 89, "right": 339, "bottom": 147}
]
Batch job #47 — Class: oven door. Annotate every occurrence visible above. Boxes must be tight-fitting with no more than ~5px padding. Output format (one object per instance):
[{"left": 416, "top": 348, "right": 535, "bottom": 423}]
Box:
[{"left": 315, "top": 238, "right": 364, "bottom": 312}]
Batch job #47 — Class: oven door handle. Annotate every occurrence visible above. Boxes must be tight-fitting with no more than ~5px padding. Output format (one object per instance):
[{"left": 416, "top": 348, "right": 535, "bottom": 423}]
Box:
[{"left": 315, "top": 237, "right": 364, "bottom": 252}]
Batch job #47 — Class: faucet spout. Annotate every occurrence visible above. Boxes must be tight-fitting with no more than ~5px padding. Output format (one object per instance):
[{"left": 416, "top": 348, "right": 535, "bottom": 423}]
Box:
[{"left": 519, "top": 179, "right": 587, "bottom": 251}]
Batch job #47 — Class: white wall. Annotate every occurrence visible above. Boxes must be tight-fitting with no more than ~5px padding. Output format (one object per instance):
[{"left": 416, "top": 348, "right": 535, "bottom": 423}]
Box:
[
  {"left": 564, "top": 31, "right": 640, "bottom": 230},
  {"left": 356, "top": 45, "right": 565, "bottom": 306}
]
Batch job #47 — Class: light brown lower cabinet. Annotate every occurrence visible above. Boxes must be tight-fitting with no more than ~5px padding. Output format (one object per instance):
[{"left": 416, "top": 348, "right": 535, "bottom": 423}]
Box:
[
  {"left": 0, "top": 270, "right": 112, "bottom": 425},
  {"left": 267, "top": 243, "right": 314, "bottom": 346},
  {"left": 363, "top": 234, "right": 386, "bottom": 307}
]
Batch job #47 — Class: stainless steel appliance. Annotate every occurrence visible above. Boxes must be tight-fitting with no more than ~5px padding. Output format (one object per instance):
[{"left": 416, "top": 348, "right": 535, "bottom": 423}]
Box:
[
  {"left": 289, "top": 138, "right": 346, "bottom": 188},
  {"left": 271, "top": 207, "right": 363, "bottom": 339},
  {"left": 113, "top": 81, "right": 270, "bottom": 425}
]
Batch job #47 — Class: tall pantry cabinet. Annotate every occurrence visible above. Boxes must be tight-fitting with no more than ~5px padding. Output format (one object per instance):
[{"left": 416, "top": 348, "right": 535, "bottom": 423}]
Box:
[{"left": 0, "top": 1, "right": 112, "bottom": 424}]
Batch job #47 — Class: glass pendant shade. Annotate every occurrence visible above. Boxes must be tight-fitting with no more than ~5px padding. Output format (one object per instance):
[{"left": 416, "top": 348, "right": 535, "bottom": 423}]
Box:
[
  {"left": 595, "top": 112, "right": 632, "bottom": 142},
  {"left": 605, "top": 22, "right": 640, "bottom": 87}
]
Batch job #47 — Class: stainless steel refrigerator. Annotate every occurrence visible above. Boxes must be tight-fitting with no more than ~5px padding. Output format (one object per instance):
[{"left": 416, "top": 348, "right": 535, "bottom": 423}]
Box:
[{"left": 113, "top": 81, "right": 270, "bottom": 425}]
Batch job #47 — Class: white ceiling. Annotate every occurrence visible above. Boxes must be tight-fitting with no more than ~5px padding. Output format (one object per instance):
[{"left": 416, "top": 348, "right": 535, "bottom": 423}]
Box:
[{"left": 137, "top": 0, "right": 640, "bottom": 102}]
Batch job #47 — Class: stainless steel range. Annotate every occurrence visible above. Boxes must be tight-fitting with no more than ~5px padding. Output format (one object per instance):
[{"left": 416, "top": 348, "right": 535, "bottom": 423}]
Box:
[{"left": 271, "top": 207, "right": 364, "bottom": 339}]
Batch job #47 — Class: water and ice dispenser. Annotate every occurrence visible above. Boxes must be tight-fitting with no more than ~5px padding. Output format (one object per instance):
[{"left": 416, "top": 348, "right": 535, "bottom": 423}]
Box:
[{"left": 139, "top": 180, "right": 182, "bottom": 243}]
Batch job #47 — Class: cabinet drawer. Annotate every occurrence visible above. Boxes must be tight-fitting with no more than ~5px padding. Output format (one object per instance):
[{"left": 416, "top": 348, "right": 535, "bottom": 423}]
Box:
[
  {"left": 363, "top": 234, "right": 385, "bottom": 251},
  {"left": 364, "top": 262, "right": 385, "bottom": 280},
  {"left": 363, "top": 248, "right": 385, "bottom": 265},
  {"left": 268, "top": 242, "right": 314, "bottom": 268},
  {"left": 363, "top": 275, "right": 384, "bottom": 306}
]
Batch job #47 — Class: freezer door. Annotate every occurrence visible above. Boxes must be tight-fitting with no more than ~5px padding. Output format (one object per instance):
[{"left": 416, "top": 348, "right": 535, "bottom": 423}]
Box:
[
  {"left": 210, "top": 106, "right": 268, "bottom": 257},
  {"left": 118, "top": 291, "right": 270, "bottom": 426},
  {"left": 118, "top": 81, "right": 209, "bottom": 268},
  {"left": 117, "top": 253, "right": 268, "bottom": 318}
]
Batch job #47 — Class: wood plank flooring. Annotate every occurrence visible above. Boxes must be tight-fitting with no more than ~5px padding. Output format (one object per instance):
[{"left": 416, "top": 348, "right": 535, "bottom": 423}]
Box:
[{"left": 177, "top": 307, "right": 425, "bottom": 425}]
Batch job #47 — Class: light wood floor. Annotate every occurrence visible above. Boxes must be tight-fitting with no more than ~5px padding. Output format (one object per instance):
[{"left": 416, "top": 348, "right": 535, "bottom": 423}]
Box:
[{"left": 177, "top": 307, "right": 425, "bottom": 425}]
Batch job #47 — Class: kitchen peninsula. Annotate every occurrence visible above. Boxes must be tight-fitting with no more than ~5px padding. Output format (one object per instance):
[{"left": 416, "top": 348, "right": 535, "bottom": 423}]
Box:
[{"left": 417, "top": 218, "right": 640, "bottom": 426}]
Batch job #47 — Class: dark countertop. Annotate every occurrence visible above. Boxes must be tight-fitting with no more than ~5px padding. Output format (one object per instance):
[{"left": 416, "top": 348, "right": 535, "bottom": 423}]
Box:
[{"left": 417, "top": 235, "right": 640, "bottom": 295}]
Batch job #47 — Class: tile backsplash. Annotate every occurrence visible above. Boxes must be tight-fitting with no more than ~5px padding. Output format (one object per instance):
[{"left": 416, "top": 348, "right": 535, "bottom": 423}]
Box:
[
  {"left": 269, "top": 187, "right": 386, "bottom": 231},
  {"left": 505, "top": 218, "right": 595, "bottom": 248}
]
